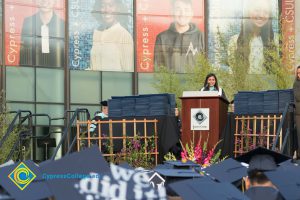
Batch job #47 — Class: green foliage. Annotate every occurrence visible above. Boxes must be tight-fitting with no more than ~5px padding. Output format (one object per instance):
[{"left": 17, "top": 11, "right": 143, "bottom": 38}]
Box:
[
  {"left": 0, "top": 91, "right": 32, "bottom": 164},
  {"left": 210, "top": 149, "right": 222, "bottom": 164},
  {"left": 164, "top": 152, "right": 176, "bottom": 161},
  {"left": 153, "top": 30, "right": 294, "bottom": 103},
  {"left": 153, "top": 66, "right": 185, "bottom": 108},
  {"left": 0, "top": 93, "right": 19, "bottom": 164}
]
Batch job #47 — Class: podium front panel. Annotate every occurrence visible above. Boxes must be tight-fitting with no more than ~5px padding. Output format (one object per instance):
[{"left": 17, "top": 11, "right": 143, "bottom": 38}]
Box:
[{"left": 180, "top": 96, "right": 228, "bottom": 151}]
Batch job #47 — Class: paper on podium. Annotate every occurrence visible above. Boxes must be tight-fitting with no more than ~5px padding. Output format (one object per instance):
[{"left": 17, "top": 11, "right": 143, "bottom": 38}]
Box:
[{"left": 182, "top": 91, "right": 219, "bottom": 97}]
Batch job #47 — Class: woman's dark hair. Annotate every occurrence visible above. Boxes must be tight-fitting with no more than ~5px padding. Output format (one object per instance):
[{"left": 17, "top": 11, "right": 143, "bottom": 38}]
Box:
[
  {"left": 203, "top": 73, "right": 219, "bottom": 91},
  {"left": 235, "top": 9, "right": 275, "bottom": 72},
  {"left": 248, "top": 170, "right": 270, "bottom": 185}
]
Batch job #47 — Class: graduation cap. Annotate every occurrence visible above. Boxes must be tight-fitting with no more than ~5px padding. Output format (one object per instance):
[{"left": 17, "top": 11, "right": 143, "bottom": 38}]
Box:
[
  {"left": 100, "top": 100, "right": 108, "bottom": 107},
  {"left": 154, "top": 168, "right": 203, "bottom": 180},
  {"left": 264, "top": 164, "right": 300, "bottom": 200},
  {"left": 154, "top": 168, "right": 209, "bottom": 197},
  {"left": 169, "top": 178, "right": 249, "bottom": 200},
  {"left": 0, "top": 160, "right": 14, "bottom": 168},
  {"left": 74, "top": 164, "right": 167, "bottom": 200},
  {"left": 203, "top": 158, "right": 248, "bottom": 184},
  {"left": 0, "top": 160, "right": 52, "bottom": 200},
  {"left": 235, "top": 147, "right": 291, "bottom": 172},
  {"left": 0, "top": 192, "right": 14, "bottom": 200},
  {"left": 154, "top": 163, "right": 174, "bottom": 170},
  {"left": 118, "top": 162, "right": 134, "bottom": 170},
  {"left": 164, "top": 160, "right": 200, "bottom": 169},
  {"left": 39, "top": 146, "right": 110, "bottom": 200}
]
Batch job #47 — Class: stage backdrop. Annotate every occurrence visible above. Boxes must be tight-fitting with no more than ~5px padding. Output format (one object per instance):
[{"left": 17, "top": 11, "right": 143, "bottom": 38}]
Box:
[
  {"left": 207, "top": 0, "right": 279, "bottom": 74},
  {"left": 136, "top": 0, "right": 205, "bottom": 73},
  {"left": 68, "top": 0, "right": 133, "bottom": 72},
  {"left": 5, "top": 0, "right": 65, "bottom": 67}
]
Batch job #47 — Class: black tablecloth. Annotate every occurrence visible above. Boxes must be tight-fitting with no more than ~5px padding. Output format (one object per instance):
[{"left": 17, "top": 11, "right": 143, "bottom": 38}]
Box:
[{"left": 219, "top": 113, "right": 235, "bottom": 158}]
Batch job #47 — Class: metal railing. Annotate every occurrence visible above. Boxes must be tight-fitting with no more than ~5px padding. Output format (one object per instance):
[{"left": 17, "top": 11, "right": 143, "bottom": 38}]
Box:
[
  {"left": 0, "top": 110, "right": 32, "bottom": 150},
  {"left": 272, "top": 102, "right": 295, "bottom": 153},
  {"left": 50, "top": 108, "right": 90, "bottom": 160}
]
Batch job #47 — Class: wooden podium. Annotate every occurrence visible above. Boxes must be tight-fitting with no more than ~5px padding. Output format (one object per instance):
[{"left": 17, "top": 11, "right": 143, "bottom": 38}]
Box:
[{"left": 180, "top": 95, "right": 229, "bottom": 151}]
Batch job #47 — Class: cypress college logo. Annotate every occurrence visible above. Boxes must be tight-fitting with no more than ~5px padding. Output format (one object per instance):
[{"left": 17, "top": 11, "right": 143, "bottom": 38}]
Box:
[
  {"left": 191, "top": 108, "right": 210, "bottom": 130},
  {"left": 8, "top": 162, "right": 36, "bottom": 190}
]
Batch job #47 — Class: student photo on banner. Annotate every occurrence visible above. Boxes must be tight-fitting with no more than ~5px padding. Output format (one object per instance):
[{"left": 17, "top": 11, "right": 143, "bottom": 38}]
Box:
[
  {"left": 208, "top": 0, "right": 279, "bottom": 74},
  {"left": 5, "top": 0, "right": 65, "bottom": 67},
  {"left": 90, "top": 0, "right": 133, "bottom": 72},
  {"left": 136, "top": 0, "right": 205, "bottom": 73},
  {"left": 68, "top": 0, "right": 133, "bottom": 72},
  {"left": 296, "top": 0, "right": 300, "bottom": 69},
  {"left": 0, "top": 0, "right": 2, "bottom": 65}
]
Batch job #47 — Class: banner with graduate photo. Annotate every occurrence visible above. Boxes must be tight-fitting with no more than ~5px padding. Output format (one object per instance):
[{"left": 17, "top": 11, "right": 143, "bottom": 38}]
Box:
[
  {"left": 68, "top": 0, "right": 134, "bottom": 72},
  {"left": 207, "top": 0, "right": 279, "bottom": 74},
  {"left": 295, "top": 0, "right": 300, "bottom": 69},
  {"left": 0, "top": 0, "right": 2, "bottom": 65},
  {"left": 5, "top": 0, "right": 65, "bottom": 67},
  {"left": 136, "top": 0, "right": 205, "bottom": 73},
  {"left": 282, "top": 0, "right": 296, "bottom": 72}
]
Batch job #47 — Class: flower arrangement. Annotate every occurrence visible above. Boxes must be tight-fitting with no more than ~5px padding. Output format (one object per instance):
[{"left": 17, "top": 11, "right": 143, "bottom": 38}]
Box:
[
  {"left": 180, "top": 139, "right": 223, "bottom": 168},
  {"left": 164, "top": 135, "right": 224, "bottom": 168}
]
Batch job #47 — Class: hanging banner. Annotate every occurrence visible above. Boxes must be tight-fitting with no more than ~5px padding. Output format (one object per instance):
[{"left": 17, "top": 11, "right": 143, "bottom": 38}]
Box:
[
  {"left": 5, "top": 0, "right": 65, "bottom": 67},
  {"left": 207, "top": 0, "right": 279, "bottom": 74},
  {"left": 295, "top": 0, "right": 300, "bottom": 68},
  {"left": 282, "top": 0, "right": 295, "bottom": 72},
  {"left": 136, "top": 0, "right": 205, "bottom": 73},
  {"left": 0, "top": 0, "right": 2, "bottom": 64},
  {"left": 68, "top": 0, "right": 134, "bottom": 72}
]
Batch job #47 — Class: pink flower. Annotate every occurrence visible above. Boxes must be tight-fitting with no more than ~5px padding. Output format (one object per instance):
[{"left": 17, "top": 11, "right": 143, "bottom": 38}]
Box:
[
  {"left": 133, "top": 140, "right": 141, "bottom": 150},
  {"left": 203, "top": 149, "right": 214, "bottom": 165},
  {"left": 181, "top": 150, "right": 188, "bottom": 163},
  {"left": 194, "top": 145, "right": 203, "bottom": 164}
]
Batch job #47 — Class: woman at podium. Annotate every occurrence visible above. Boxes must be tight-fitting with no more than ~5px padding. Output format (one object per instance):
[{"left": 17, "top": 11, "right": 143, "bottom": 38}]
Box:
[{"left": 200, "top": 73, "right": 226, "bottom": 99}]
